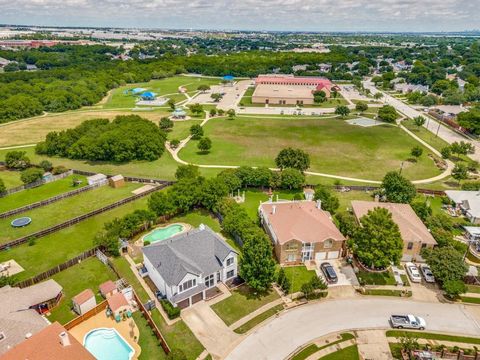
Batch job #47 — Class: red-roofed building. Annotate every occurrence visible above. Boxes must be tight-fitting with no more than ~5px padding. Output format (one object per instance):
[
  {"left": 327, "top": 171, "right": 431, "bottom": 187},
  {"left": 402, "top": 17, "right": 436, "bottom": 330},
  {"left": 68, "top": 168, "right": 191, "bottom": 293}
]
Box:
[
  {"left": 259, "top": 200, "right": 346, "bottom": 265},
  {"left": 107, "top": 292, "right": 131, "bottom": 318},
  {"left": 72, "top": 289, "right": 96, "bottom": 315},
  {"left": 99, "top": 280, "right": 117, "bottom": 298}
]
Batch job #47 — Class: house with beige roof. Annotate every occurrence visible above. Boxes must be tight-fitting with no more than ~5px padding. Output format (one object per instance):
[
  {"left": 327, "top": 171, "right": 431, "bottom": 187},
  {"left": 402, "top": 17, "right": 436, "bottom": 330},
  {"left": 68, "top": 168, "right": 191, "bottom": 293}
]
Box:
[
  {"left": 351, "top": 201, "right": 437, "bottom": 262},
  {"left": 259, "top": 200, "right": 346, "bottom": 265}
]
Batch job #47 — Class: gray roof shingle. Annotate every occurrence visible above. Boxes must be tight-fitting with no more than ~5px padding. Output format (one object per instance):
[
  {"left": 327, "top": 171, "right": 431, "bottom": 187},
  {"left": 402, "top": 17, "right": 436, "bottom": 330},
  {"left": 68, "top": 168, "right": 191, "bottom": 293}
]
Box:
[{"left": 142, "top": 225, "right": 237, "bottom": 286}]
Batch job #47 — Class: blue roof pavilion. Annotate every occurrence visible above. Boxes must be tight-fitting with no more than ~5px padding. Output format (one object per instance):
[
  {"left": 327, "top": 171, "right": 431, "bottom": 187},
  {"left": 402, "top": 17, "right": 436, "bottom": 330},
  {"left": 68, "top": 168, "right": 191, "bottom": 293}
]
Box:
[{"left": 141, "top": 91, "right": 156, "bottom": 100}]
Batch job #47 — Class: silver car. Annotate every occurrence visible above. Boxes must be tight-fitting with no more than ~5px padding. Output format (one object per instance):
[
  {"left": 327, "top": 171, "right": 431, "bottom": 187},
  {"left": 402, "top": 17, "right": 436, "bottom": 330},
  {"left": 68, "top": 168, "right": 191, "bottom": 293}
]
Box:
[{"left": 420, "top": 264, "right": 435, "bottom": 283}]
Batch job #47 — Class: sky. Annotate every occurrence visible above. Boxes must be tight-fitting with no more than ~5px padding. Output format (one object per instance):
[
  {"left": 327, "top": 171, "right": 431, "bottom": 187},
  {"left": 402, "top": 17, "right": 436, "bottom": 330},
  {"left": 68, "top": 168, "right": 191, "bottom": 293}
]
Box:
[{"left": 0, "top": 0, "right": 479, "bottom": 32}]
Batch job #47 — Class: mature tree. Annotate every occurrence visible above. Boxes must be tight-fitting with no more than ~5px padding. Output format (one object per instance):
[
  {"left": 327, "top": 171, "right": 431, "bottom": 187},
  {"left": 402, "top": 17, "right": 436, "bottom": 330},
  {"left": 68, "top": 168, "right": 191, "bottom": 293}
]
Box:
[
  {"left": 314, "top": 184, "right": 340, "bottom": 214},
  {"left": 353, "top": 207, "right": 403, "bottom": 268},
  {"left": 148, "top": 191, "right": 176, "bottom": 217},
  {"left": 450, "top": 141, "right": 475, "bottom": 156},
  {"left": 421, "top": 247, "right": 468, "bottom": 283},
  {"left": 175, "top": 164, "right": 200, "bottom": 180},
  {"left": 20, "top": 168, "right": 44, "bottom": 184},
  {"left": 279, "top": 168, "right": 305, "bottom": 190},
  {"left": 441, "top": 146, "right": 451, "bottom": 159},
  {"left": 0, "top": 178, "right": 5, "bottom": 193},
  {"left": 189, "top": 124, "right": 204, "bottom": 139},
  {"left": 188, "top": 103, "right": 204, "bottom": 116},
  {"left": 170, "top": 139, "right": 180, "bottom": 149},
  {"left": 200, "top": 178, "right": 229, "bottom": 211},
  {"left": 313, "top": 90, "right": 327, "bottom": 103},
  {"left": 39, "top": 160, "right": 53, "bottom": 172},
  {"left": 209, "top": 108, "right": 217, "bottom": 117},
  {"left": 159, "top": 117, "right": 174, "bottom": 131},
  {"left": 382, "top": 171, "right": 417, "bottom": 203},
  {"left": 334, "top": 211, "right": 359, "bottom": 238},
  {"left": 355, "top": 101, "right": 368, "bottom": 113},
  {"left": 335, "top": 105, "right": 350, "bottom": 117},
  {"left": 377, "top": 105, "right": 398, "bottom": 123},
  {"left": 217, "top": 169, "right": 242, "bottom": 192},
  {"left": 198, "top": 137, "right": 212, "bottom": 153},
  {"left": 452, "top": 163, "right": 468, "bottom": 184},
  {"left": 197, "top": 84, "right": 210, "bottom": 93},
  {"left": 5, "top": 151, "right": 31, "bottom": 170},
  {"left": 413, "top": 116, "right": 426, "bottom": 129},
  {"left": 211, "top": 93, "right": 223, "bottom": 102},
  {"left": 240, "top": 232, "right": 276, "bottom": 292},
  {"left": 168, "top": 99, "right": 176, "bottom": 110},
  {"left": 411, "top": 146, "right": 423, "bottom": 159},
  {"left": 275, "top": 147, "right": 310, "bottom": 172},
  {"left": 226, "top": 109, "right": 236, "bottom": 119},
  {"left": 374, "top": 92, "right": 383, "bottom": 100},
  {"left": 457, "top": 108, "right": 480, "bottom": 135},
  {"left": 442, "top": 280, "right": 467, "bottom": 299},
  {"left": 410, "top": 200, "right": 432, "bottom": 222}
]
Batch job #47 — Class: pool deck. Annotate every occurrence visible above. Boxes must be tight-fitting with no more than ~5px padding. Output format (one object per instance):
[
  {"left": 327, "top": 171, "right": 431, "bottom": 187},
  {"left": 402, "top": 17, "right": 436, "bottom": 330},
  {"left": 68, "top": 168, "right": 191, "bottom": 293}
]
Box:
[{"left": 69, "top": 310, "right": 141, "bottom": 359}]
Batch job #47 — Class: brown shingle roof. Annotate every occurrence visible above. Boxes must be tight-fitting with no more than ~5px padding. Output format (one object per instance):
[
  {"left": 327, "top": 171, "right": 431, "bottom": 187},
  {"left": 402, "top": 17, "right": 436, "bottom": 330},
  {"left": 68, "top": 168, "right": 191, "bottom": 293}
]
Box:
[
  {"left": 1, "top": 322, "right": 95, "bottom": 360},
  {"left": 107, "top": 292, "right": 129, "bottom": 312},
  {"left": 260, "top": 201, "right": 345, "bottom": 245},
  {"left": 72, "top": 289, "right": 94, "bottom": 305},
  {"left": 99, "top": 280, "right": 116, "bottom": 296},
  {"left": 351, "top": 201, "right": 437, "bottom": 245}
]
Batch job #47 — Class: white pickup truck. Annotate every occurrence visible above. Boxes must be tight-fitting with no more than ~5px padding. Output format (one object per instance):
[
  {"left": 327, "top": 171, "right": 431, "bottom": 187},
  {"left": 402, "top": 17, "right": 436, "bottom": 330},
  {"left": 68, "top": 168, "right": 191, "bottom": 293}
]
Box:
[{"left": 390, "top": 314, "right": 426, "bottom": 330}]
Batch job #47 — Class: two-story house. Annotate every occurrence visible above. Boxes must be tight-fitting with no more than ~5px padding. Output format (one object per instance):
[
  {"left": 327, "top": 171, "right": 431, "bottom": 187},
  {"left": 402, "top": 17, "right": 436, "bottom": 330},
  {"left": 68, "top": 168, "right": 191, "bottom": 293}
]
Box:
[{"left": 142, "top": 225, "right": 238, "bottom": 308}]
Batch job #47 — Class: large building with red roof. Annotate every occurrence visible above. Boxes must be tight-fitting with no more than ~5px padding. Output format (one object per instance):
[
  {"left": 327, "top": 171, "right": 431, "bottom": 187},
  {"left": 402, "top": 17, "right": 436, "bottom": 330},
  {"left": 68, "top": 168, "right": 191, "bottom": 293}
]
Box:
[{"left": 252, "top": 74, "right": 336, "bottom": 106}]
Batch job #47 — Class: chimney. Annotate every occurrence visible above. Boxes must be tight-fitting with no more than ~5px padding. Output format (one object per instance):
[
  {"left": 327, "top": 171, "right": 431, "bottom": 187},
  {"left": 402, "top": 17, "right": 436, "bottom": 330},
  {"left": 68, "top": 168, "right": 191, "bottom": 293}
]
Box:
[
  {"left": 272, "top": 205, "right": 276, "bottom": 215},
  {"left": 316, "top": 200, "right": 322, "bottom": 210},
  {"left": 59, "top": 331, "right": 71, "bottom": 347}
]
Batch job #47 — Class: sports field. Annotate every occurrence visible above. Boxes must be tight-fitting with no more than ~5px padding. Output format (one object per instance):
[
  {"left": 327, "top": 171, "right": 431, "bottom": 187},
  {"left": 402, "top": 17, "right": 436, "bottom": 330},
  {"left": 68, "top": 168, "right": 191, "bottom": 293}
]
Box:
[{"left": 179, "top": 116, "right": 441, "bottom": 181}]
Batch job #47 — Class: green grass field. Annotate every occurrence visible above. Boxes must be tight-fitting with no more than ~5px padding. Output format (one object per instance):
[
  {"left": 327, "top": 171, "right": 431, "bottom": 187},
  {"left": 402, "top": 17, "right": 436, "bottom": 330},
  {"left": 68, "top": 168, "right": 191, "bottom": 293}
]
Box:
[
  {"left": 211, "top": 285, "right": 280, "bottom": 326},
  {"left": 104, "top": 77, "right": 221, "bottom": 109},
  {"left": 0, "top": 170, "right": 23, "bottom": 189},
  {"left": 234, "top": 304, "right": 284, "bottom": 334},
  {"left": 47, "top": 257, "right": 118, "bottom": 324},
  {"left": 357, "top": 269, "right": 396, "bottom": 286},
  {"left": 0, "top": 197, "right": 150, "bottom": 281},
  {"left": 0, "top": 175, "right": 87, "bottom": 213},
  {"left": 283, "top": 266, "right": 317, "bottom": 293},
  {"left": 179, "top": 116, "right": 441, "bottom": 181},
  {"left": 319, "top": 345, "right": 359, "bottom": 360},
  {"left": 167, "top": 119, "right": 203, "bottom": 141},
  {"left": 0, "top": 183, "right": 140, "bottom": 244}
]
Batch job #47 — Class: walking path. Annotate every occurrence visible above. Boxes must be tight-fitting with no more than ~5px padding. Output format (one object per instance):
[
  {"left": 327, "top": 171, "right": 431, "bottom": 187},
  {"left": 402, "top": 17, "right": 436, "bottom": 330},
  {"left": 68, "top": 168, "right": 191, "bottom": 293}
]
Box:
[{"left": 356, "top": 330, "right": 393, "bottom": 360}]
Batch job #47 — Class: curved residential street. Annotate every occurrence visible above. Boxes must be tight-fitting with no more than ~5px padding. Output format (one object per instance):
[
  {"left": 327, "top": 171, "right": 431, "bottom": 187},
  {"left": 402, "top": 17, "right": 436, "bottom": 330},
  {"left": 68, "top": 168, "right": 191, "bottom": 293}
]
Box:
[{"left": 225, "top": 298, "right": 480, "bottom": 360}]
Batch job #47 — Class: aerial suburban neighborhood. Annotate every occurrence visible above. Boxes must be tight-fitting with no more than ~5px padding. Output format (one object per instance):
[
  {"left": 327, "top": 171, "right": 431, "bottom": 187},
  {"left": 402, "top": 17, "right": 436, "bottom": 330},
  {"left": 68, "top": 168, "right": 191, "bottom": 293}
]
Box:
[{"left": 0, "top": 2, "right": 480, "bottom": 360}]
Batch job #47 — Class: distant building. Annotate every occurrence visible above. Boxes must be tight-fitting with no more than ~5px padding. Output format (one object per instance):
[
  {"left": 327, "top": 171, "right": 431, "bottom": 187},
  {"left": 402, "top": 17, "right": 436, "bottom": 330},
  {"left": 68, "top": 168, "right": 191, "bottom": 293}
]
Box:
[
  {"left": 86, "top": 173, "right": 107, "bottom": 186},
  {"left": 394, "top": 83, "right": 428, "bottom": 94},
  {"left": 259, "top": 200, "right": 346, "bottom": 265},
  {"left": 445, "top": 191, "right": 480, "bottom": 224},
  {"left": 108, "top": 174, "right": 125, "bottom": 188}
]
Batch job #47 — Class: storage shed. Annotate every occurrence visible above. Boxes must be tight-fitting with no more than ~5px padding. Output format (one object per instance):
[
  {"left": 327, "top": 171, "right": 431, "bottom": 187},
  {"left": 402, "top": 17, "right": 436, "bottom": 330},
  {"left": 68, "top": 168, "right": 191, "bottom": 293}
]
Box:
[
  {"left": 108, "top": 175, "right": 125, "bottom": 188},
  {"left": 86, "top": 174, "right": 107, "bottom": 186},
  {"left": 72, "top": 289, "right": 96, "bottom": 315}
]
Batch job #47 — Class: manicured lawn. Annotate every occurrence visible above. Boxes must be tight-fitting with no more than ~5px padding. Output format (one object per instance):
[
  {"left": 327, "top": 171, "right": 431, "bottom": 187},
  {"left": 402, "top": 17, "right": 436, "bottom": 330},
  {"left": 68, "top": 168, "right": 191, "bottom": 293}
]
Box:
[
  {"left": 47, "top": 257, "right": 118, "bottom": 324},
  {"left": 385, "top": 330, "right": 480, "bottom": 344},
  {"left": 319, "top": 345, "right": 359, "bottom": 360},
  {"left": 0, "top": 182, "right": 140, "bottom": 244},
  {"left": 133, "top": 312, "right": 168, "bottom": 360},
  {"left": 240, "top": 189, "right": 303, "bottom": 220},
  {"left": 335, "top": 190, "right": 373, "bottom": 212},
  {"left": 167, "top": 119, "right": 203, "bottom": 141},
  {"left": 234, "top": 304, "right": 284, "bottom": 334},
  {"left": 211, "top": 284, "right": 280, "bottom": 326},
  {"left": 104, "top": 76, "right": 220, "bottom": 109},
  {"left": 0, "top": 197, "right": 150, "bottom": 281},
  {"left": 363, "top": 289, "right": 412, "bottom": 297},
  {"left": 179, "top": 116, "right": 441, "bottom": 181},
  {"left": 0, "top": 175, "right": 87, "bottom": 213},
  {"left": 171, "top": 209, "right": 222, "bottom": 232},
  {"left": 461, "top": 296, "right": 480, "bottom": 304},
  {"left": 467, "top": 285, "right": 480, "bottom": 294},
  {"left": 402, "top": 118, "right": 452, "bottom": 153},
  {"left": 291, "top": 333, "right": 355, "bottom": 360},
  {"left": 0, "top": 170, "right": 22, "bottom": 189},
  {"left": 283, "top": 265, "right": 318, "bottom": 293},
  {"left": 357, "top": 269, "right": 396, "bottom": 286},
  {"left": 111, "top": 256, "right": 204, "bottom": 360},
  {"left": 0, "top": 146, "right": 183, "bottom": 181}
]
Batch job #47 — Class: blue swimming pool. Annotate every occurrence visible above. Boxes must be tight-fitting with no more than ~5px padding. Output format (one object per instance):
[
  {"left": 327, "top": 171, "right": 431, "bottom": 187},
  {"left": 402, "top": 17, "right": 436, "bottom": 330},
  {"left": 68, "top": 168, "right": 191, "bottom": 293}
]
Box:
[
  {"left": 143, "top": 224, "right": 185, "bottom": 244},
  {"left": 84, "top": 328, "right": 134, "bottom": 360}
]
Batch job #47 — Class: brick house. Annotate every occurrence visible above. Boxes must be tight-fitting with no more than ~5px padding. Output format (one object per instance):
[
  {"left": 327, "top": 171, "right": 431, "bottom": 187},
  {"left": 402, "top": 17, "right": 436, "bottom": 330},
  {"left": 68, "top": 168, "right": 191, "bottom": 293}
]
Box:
[{"left": 259, "top": 200, "right": 346, "bottom": 265}]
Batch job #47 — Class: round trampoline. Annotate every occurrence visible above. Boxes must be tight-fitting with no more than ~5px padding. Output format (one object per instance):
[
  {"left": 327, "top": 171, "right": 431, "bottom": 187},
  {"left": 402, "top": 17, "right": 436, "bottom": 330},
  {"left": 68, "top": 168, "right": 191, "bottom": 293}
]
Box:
[{"left": 11, "top": 217, "right": 32, "bottom": 228}]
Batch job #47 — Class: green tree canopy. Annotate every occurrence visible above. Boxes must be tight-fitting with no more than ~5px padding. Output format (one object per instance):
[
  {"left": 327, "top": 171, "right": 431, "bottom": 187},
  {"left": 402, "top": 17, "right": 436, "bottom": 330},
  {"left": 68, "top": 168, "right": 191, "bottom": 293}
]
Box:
[
  {"left": 20, "top": 168, "right": 44, "bottom": 184},
  {"left": 382, "top": 171, "right": 417, "bottom": 203},
  {"left": 313, "top": 184, "right": 340, "bottom": 214},
  {"left": 457, "top": 108, "right": 480, "bottom": 134},
  {"left": 335, "top": 105, "right": 350, "bottom": 117},
  {"left": 5, "top": 151, "right": 31, "bottom": 170},
  {"left": 275, "top": 147, "right": 310, "bottom": 172},
  {"left": 279, "top": 168, "right": 305, "bottom": 190},
  {"left": 190, "top": 124, "right": 204, "bottom": 139},
  {"left": 0, "top": 178, "right": 5, "bottom": 193},
  {"left": 422, "top": 247, "right": 468, "bottom": 283},
  {"left": 377, "top": 105, "right": 398, "bottom": 123},
  {"left": 198, "top": 137, "right": 212, "bottom": 153},
  {"left": 175, "top": 164, "right": 200, "bottom": 180}
]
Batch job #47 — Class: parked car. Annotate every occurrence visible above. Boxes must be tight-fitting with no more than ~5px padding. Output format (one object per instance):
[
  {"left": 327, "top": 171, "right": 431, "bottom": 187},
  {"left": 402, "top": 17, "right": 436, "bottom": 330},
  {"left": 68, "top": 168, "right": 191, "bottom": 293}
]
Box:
[
  {"left": 406, "top": 262, "right": 422, "bottom": 283},
  {"left": 390, "top": 314, "right": 426, "bottom": 330},
  {"left": 420, "top": 264, "right": 435, "bottom": 283},
  {"left": 320, "top": 262, "right": 338, "bottom": 283}
]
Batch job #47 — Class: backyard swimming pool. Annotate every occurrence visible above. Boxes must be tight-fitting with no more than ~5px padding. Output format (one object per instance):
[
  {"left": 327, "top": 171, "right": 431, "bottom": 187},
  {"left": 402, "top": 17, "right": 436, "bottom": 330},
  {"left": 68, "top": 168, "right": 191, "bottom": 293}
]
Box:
[
  {"left": 84, "top": 328, "right": 134, "bottom": 360},
  {"left": 143, "top": 224, "right": 185, "bottom": 244}
]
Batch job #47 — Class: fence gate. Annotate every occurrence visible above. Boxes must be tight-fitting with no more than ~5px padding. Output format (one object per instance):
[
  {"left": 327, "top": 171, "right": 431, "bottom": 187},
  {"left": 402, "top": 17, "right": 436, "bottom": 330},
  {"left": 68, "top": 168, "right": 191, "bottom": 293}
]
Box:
[{"left": 96, "top": 249, "right": 109, "bottom": 265}]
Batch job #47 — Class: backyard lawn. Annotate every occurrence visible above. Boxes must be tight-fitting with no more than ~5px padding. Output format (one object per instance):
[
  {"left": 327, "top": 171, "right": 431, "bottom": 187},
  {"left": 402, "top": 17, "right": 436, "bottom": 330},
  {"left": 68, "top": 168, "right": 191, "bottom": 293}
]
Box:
[
  {"left": 0, "top": 182, "right": 141, "bottom": 244},
  {"left": 240, "top": 189, "right": 303, "bottom": 220},
  {"left": 47, "top": 258, "right": 118, "bottom": 324},
  {"left": 179, "top": 116, "right": 441, "bottom": 181},
  {"left": 283, "top": 266, "right": 318, "bottom": 293},
  {"left": 133, "top": 312, "right": 168, "bottom": 360},
  {"left": 211, "top": 284, "right": 280, "bottom": 326},
  {"left": 356, "top": 268, "right": 396, "bottom": 286},
  {"left": 0, "top": 170, "right": 23, "bottom": 189},
  {"left": 0, "top": 197, "right": 150, "bottom": 281},
  {"left": 0, "top": 175, "right": 87, "bottom": 213}
]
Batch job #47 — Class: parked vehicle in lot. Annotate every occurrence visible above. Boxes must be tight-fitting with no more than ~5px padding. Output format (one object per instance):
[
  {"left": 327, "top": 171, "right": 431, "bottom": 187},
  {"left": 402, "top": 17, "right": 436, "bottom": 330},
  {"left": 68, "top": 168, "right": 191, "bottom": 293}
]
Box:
[
  {"left": 390, "top": 314, "right": 426, "bottom": 330},
  {"left": 420, "top": 264, "right": 435, "bottom": 283},
  {"left": 320, "top": 262, "right": 338, "bottom": 283},
  {"left": 406, "top": 262, "right": 422, "bottom": 283}
]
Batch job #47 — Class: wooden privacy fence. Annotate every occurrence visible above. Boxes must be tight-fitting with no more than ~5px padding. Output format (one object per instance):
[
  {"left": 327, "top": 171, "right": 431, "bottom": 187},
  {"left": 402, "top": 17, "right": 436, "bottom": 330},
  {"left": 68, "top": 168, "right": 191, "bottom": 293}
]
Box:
[
  {"left": 133, "top": 290, "right": 171, "bottom": 355},
  {"left": 15, "top": 247, "right": 99, "bottom": 288},
  {"left": 0, "top": 182, "right": 105, "bottom": 219},
  {"left": 64, "top": 300, "right": 108, "bottom": 330},
  {"left": 0, "top": 170, "right": 73, "bottom": 197},
  {"left": 0, "top": 183, "right": 168, "bottom": 251}
]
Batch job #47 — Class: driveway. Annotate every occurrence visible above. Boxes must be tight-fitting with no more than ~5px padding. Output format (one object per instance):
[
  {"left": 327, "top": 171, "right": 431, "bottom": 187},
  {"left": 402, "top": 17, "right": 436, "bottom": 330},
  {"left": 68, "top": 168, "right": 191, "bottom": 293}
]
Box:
[
  {"left": 225, "top": 298, "right": 480, "bottom": 360},
  {"left": 181, "top": 301, "right": 239, "bottom": 359},
  {"left": 316, "top": 260, "right": 359, "bottom": 287}
]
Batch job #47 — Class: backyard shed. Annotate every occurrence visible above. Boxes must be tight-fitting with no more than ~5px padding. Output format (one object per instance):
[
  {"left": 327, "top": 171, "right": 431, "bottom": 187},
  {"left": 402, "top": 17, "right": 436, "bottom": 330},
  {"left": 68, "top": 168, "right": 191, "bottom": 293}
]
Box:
[
  {"left": 107, "top": 292, "right": 131, "bottom": 320},
  {"left": 72, "top": 289, "right": 96, "bottom": 315},
  {"left": 86, "top": 173, "right": 107, "bottom": 186},
  {"left": 99, "top": 280, "right": 118, "bottom": 298},
  {"left": 108, "top": 175, "right": 125, "bottom": 188}
]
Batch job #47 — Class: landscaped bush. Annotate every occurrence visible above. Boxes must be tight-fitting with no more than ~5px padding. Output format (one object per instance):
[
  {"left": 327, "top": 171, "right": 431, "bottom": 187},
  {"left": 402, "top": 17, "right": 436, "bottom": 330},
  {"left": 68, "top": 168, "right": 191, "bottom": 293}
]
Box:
[
  {"left": 161, "top": 299, "right": 181, "bottom": 319},
  {"left": 5, "top": 151, "right": 31, "bottom": 170},
  {"left": 36, "top": 115, "right": 166, "bottom": 162},
  {"left": 20, "top": 168, "right": 44, "bottom": 184},
  {"left": 52, "top": 165, "right": 69, "bottom": 175}
]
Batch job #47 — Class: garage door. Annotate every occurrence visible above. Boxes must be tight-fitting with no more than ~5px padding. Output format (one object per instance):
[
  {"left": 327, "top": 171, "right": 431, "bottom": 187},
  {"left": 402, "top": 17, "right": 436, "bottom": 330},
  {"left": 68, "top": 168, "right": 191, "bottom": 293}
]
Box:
[
  {"left": 177, "top": 299, "right": 190, "bottom": 309},
  {"left": 192, "top": 292, "right": 203, "bottom": 305},
  {"left": 315, "top": 252, "right": 327, "bottom": 261},
  {"left": 327, "top": 251, "right": 340, "bottom": 259}
]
